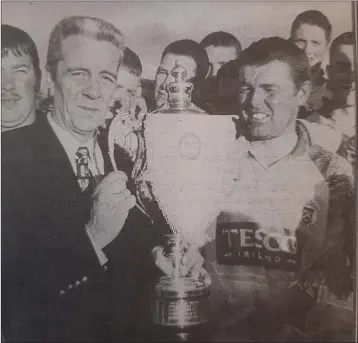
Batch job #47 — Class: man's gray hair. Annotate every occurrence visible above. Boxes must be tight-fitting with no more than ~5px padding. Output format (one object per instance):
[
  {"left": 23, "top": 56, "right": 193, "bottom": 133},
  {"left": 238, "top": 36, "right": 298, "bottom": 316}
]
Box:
[{"left": 47, "top": 16, "right": 125, "bottom": 77}]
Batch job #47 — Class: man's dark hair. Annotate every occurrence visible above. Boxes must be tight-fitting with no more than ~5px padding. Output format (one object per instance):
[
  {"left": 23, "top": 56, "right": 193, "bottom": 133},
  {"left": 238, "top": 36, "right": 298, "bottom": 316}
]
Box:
[
  {"left": 121, "top": 48, "right": 142, "bottom": 77},
  {"left": 240, "top": 37, "right": 310, "bottom": 90},
  {"left": 330, "top": 31, "right": 354, "bottom": 57},
  {"left": 1, "top": 24, "right": 41, "bottom": 81},
  {"left": 162, "top": 39, "right": 209, "bottom": 81},
  {"left": 200, "top": 31, "right": 242, "bottom": 55},
  {"left": 290, "top": 10, "right": 332, "bottom": 42}
]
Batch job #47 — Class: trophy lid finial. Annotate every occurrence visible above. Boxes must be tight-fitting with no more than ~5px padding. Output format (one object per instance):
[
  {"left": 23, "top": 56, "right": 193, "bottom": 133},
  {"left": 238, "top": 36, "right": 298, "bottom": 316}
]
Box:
[
  {"left": 171, "top": 61, "right": 187, "bottom": 82},
  {"left": 166, "top": 61, "right": 193, "bottom": 110}
]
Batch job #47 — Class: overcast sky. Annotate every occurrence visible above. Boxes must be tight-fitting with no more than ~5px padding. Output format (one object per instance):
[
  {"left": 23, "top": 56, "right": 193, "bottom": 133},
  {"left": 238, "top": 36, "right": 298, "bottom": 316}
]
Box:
[{"left": 2, "top": 1, "right": 353, "bottom": 94}]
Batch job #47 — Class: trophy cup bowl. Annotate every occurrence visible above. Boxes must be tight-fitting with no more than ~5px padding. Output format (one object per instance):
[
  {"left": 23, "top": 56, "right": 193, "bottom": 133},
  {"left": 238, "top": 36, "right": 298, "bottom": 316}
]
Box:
[{"left": 131, "top": 112, "right": 238, "bottom": 340}]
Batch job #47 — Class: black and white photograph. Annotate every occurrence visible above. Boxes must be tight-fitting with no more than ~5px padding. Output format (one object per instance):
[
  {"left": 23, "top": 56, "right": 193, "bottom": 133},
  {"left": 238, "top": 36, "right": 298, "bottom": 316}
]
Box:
[{"left": 1, "top": 1, "right": 357, "bottom": 342}]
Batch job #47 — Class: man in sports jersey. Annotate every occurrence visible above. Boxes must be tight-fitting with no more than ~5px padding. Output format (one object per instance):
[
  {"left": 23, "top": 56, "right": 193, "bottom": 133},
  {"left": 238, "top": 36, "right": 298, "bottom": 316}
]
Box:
[{"left": 154, "top": 37, "right": 354, "bottom": 341}]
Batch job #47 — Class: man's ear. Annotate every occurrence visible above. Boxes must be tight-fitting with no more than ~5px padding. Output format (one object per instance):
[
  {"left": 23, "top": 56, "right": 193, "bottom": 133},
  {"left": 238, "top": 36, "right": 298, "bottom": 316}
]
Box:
[
  {"left": 45, "top": 66, "right": 55, "bottom": 97},
  {"left": 297, "top": 80, "right": 311, "bottom": 107}
]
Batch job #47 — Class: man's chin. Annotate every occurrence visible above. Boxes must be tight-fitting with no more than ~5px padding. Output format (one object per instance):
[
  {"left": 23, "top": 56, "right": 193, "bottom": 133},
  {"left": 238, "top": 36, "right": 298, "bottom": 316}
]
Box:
[{"left": 1, "top": 110, "right": 31, "bottom": 129}]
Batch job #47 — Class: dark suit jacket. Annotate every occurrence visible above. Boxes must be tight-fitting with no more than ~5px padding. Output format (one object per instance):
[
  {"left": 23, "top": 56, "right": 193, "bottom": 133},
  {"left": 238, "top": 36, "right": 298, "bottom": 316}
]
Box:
[{"left": 2, "top": 115, "right": 167, "bottom": 342}]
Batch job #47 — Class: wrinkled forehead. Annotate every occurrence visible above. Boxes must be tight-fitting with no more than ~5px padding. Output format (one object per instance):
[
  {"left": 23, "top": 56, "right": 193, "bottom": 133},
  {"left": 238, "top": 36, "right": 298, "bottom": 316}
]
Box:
[{"left": 331, "top": 44, "right": 354, "bottom": 66}]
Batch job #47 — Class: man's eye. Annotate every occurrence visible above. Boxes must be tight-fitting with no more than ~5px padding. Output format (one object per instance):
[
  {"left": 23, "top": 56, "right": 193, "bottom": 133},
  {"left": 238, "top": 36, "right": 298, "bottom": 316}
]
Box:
[
  {"left": 312, "top": 41, "right": 321, "bottom": 47},
  {"left": 157, "top": 69, "right": 167, "bottom": 75},
  {"left": 15, "top": 68, "right": 28, "bottom": 74},
  {"left": 101, "top": 74, "right": 116, "bottom": 84},
  {"left": 239, "top": 87, "right": 250, "bottom": 94},
  {"left": 71, "top": 71, "right": 88, "bottom": 78},
  {"left": 294, "top": 40, "right": 305, "bottom": 47}
]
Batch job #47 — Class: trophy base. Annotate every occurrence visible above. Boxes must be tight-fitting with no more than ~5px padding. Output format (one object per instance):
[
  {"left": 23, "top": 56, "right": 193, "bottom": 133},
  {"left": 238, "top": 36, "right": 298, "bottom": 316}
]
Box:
[
  {"left": 150, "top": 319, "right": 215, "bottom": 342},
  {"left": 151, "top": 276, "right": 213, "bottom": 341}
]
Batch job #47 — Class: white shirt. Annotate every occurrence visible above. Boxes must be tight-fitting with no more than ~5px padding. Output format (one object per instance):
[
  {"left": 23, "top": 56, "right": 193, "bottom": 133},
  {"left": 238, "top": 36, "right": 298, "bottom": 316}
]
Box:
[{"left": 47, "top": 113, "right": 108, "bottom": 266}]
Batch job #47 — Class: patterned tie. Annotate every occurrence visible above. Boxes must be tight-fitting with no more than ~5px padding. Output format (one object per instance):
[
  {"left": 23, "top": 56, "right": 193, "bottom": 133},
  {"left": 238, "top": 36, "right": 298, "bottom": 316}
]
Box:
[{"left": 76, "top": 146, "right": 92, "bottom": 192}]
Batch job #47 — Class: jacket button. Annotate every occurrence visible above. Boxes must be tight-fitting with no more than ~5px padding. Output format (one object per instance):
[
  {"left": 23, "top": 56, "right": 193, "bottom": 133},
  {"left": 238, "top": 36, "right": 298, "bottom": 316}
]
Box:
[
  {"left": 59, "top": 290, "right": 66, "bottom": 296},
  {"left": 68, "top": 284, "right": 73, "bottom": 290},
  {"left": 75, "top": 280, "right": 81, "bottom": 287},
  {"left": 82, "top": 276, "right": 88, "bottom": 282}
]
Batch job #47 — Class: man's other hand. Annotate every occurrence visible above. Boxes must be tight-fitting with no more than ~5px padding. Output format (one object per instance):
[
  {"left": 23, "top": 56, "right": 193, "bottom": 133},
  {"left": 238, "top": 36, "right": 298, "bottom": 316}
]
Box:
[{"left": 87, "top": 171, "right": 136, "bottom": 250}]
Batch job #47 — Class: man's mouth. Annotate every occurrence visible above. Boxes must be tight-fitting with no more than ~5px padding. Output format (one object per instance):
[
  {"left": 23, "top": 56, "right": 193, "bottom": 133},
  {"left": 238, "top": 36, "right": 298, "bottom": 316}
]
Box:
[
  {"left": 1, "top": 97, "right": 20, "bottom": 106},
  {"left": 244, "top": 111, "right": 271, "bottom": 124}
]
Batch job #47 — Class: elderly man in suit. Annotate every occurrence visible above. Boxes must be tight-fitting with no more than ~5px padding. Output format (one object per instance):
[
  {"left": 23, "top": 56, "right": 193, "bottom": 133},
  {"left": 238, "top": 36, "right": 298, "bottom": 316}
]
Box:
[{"left": 2, "top": 16, "right": 164, "bottom": 342}]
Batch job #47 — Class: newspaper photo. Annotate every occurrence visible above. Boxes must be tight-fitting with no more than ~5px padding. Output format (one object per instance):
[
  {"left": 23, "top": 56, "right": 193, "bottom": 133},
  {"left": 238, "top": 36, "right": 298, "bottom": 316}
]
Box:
[{"left": 1, "top": 1, "right": 356, "bottom": 342}]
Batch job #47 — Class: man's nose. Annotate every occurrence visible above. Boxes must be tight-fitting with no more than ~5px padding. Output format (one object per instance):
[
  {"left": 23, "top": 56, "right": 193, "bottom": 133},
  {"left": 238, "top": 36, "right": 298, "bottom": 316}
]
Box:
[
  {"left": 304, "top": 43, "right": 315, "bottom": 55},
  {"left": 248, "top": 88, "right": 265, "bottom": 108},
  {"left": 82, "top": 78, "right": 101, "bottom": 99},
  {"left": 2, "top": 72, "right": 15, "bottom": 91}
]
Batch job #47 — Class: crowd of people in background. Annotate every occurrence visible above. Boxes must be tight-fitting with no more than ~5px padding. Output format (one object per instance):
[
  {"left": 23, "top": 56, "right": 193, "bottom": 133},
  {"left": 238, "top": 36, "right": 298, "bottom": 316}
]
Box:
[{"left": 1, "top": 8, "right": 356, "bottom": 343}]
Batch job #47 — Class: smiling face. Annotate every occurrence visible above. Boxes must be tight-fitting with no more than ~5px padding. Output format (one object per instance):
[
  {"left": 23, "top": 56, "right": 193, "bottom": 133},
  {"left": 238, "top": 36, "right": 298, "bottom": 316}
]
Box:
[
  {"left": 49, "top": 35, "right": 121, "bottom": 141},
  {"left": 291, "top": 23, "right": 328, "bottom": 67},
  {"left": 154, "top": 53, "right": 197, "bottom": 108},
  {"left": 238, "top": 60, "right": 309, "bottom": 141},
  {"left": 1, "top": 51, "right": 37, "bottom": 130}
]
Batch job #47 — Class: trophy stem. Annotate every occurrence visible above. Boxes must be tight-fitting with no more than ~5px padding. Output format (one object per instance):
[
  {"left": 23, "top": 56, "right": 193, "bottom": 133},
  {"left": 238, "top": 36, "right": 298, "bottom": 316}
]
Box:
[{"left": 172, "top": 234, "right": 181, "bottom": 279}]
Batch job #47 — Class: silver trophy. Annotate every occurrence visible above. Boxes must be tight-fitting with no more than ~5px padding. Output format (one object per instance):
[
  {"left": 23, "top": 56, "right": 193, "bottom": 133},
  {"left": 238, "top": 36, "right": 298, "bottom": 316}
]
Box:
[{"left": 109, "top": 62, "right": 238, "bottom": 339}]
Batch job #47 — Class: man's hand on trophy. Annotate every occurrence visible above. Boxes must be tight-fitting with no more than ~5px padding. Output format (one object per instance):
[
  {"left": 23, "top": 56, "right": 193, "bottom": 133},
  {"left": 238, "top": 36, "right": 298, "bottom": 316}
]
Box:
[
  {"left": 180, "top": 245, "right": 211, "bottom": 284},
  {"left": 86, "top": 171, "right": 136, "bottom": 251},
  {"left": 152, "top": 245, "right": 211, "bottom": 285}
]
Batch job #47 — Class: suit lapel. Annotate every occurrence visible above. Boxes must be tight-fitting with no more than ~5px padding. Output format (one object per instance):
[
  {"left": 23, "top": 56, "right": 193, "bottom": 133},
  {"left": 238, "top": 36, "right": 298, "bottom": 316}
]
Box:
[{"left": 30, "top": 115, "right": 92, "bottom": 217}]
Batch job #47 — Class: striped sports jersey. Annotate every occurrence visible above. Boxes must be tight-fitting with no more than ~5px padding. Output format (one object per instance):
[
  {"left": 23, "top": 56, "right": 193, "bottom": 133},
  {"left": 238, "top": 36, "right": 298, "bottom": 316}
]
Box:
[{"left": 201, "top": 121, "right": 354, "bottom": 334}]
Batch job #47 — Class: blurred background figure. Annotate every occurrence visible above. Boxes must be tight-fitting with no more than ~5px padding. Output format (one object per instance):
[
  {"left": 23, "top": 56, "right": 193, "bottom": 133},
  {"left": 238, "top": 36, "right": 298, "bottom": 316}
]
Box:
[
  {"left": 307, "top": 32, "right": 356, "bottom": 171},
  {"left": 290, "top": 10, "right": 331, "bottom": 117},
  {"left": 194, "top": 31, "right": 242, "bottom": 114},
  {"left": 1, "top": 24, "right": 42, "bottom": 131},
  {"left": 153, "top": 39, "right": 209, "bottom": 112},
  {"left": 200, "top": 31, "right": 242, "bottom": 78},
  {"left": 103, "top": 47, "right": 147, "bottom": 175},
  {"left": 213, "top": 59, "right": 241, "bottom": 115}
]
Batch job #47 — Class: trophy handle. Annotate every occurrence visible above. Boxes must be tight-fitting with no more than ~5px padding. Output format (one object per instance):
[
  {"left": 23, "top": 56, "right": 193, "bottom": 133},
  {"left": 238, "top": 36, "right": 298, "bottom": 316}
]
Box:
[{"left": 131, "top": 116, "right": 154, "bottom": 220}]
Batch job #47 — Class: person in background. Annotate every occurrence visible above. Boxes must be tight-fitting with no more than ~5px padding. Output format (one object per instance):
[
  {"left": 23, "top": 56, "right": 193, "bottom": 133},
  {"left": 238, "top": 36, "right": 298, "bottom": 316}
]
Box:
[
  {"left": 290, "top": 10, "right": 331, "bottom": 118},
  {"left": 200, "top": 31, "right": 242, "bottom": 79},
  {"left": 307, "top": 32, "right": 356, "bottom": 173},
  {"left": 195, "top": 31, "right": 242, "bottom": 114},
  {"left": 1, "top": 24, "right": 42, "bottom": 131},
  {"left": 2, "top": 16, "right": 163, "bottom": 342},
  {"left": 213, "top": 59, "right": 241, "bottom": 115},
  {"left": 102, "top": 47, "right": 147, "bottom": 176},
  {"left": 154, "top": 37, "right": 355, "bottom": 342},
  {"left": 154, "top": 39, "right": 209, "bottom": 112}
]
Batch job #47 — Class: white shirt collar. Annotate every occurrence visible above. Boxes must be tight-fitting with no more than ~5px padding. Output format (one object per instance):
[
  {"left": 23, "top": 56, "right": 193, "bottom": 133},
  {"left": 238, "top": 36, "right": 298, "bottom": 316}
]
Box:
[
  {"left": 247, "top": 131, "right": 298, "bottom": 169},
  {"left": 47, "top": 112, "right": 104, "bottom": 175}
]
